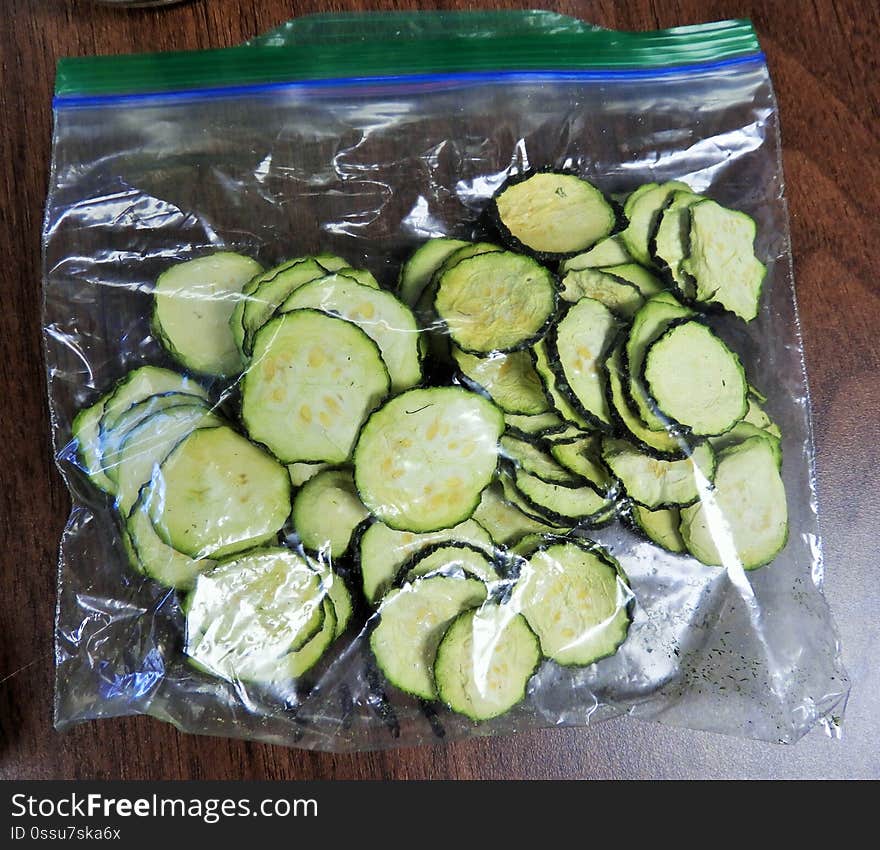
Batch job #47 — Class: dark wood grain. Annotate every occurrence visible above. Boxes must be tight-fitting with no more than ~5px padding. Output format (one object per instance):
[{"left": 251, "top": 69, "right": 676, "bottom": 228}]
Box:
[{"left": 1, "top": 0, "right": 878, "bottom": 780}]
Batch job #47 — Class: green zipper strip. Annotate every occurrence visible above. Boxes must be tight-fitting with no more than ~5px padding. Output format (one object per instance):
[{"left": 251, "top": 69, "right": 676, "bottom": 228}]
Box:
[{"left": 55, "top": 16, "right": 761, "bottom": 99}]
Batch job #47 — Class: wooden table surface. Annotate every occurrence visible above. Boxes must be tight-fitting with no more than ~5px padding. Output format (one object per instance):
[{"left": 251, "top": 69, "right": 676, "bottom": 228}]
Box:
[{"left": 1, "top": 0, "right": 878, "bottom": 780}]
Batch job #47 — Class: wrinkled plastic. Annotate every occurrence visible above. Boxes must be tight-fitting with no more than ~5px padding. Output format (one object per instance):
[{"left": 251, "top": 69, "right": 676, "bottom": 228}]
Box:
[{"left": 43, "top": 13, "right": 848, "bottom": 749}]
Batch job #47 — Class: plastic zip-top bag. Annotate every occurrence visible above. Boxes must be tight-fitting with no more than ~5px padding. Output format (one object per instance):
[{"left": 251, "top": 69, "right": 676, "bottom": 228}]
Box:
[{"left": 44, "top": 12, "right": 848, "bottom": 749}]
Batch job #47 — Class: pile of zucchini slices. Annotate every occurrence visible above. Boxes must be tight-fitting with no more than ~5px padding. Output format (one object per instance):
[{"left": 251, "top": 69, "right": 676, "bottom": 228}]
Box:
[{"left": 71, "top": 169, "right": 786, "bottom": 722}]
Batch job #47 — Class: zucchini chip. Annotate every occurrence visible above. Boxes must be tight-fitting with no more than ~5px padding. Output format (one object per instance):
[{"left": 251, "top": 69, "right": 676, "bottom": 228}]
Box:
[
  {"left": 279, "top": 274, "right": 422, "bottom": 392},
  {"left": 435, "top": 251, "right": 557, "bottom": 354},
  {"left": 626, "top": 292, "right": 694, "bottom": 431},
  {"left": 681, "top": 199, "right": 767, "bottom": 321},
  {"left": 680, "top": 437, "right": 788, "bottom": 569},
  {"left": 370, "top": 575, "right": 487, "bottom": 699},
  {"left": 354, "top": 387, "right": 504, "bottom": 533},
  {"left": 435, "top": 603, "right": 541, "bottom": 721},
  {"left": 513, "top": 539, "right": 632, "bottom": 666},
  {"left": 620, "top": 180, "right": 691, "bottom": 266},
  {"left": 242, "top": 309, "right": 390, "bottom": 464},
  {"left": 185, "top": 547, "right": 331, "bottom": 685},
  {"left": 453, "top": 345, "right": 549, "bottom": 415},
  {"left": 650, "top": 189, "right": 704, "bottom": 298},
  {"left": 357, "top": 517, "right": 493, "bottom": 604},
  {"left": 643, "top": 320, "right": 747, "bottom": 436},
  {"left": 492, "top": 171, "right": 617, "bottom": 259},
  {"left": 398, "top": 237, "right": 470, "bottom": 307},
  {"left": 549, "top": 296, "right": 618, "bottom": 428},
  {"left": 148, "top": 425, "right": 291, "bottom": 559},
  {"left": 152, "top": 252, "right": 263, "bottom": 376},
  {"left": 292, "top": 468, "right": 370, "bottom": 558},
  {"left": 602, "top": 437, "right": 715, "bottom": 509}
]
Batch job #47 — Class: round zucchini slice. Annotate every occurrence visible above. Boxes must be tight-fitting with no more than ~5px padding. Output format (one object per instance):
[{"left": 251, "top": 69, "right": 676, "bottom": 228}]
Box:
[
  {"left": 620, "top": 180, "right": 691, "bottom": 267},
  {"left": 370, "top": 574, "right": 487, "bottom": 700},
  {"left": 434, "top": 251, "right": 557, "bottom": 354},
  {"left": 548, "top": 297, "right": 618, "bottom": 428},
  {"left": 650, "top": 189, "right": 703, "bottom": 298},
  {"left": 558, "top": 234, "right": 632, "bottom": 273},
  {"left": 184, "top": 547, "right": 329, "bottom": 685},
  {"left": 292, "top": 468, "right": 369, "bottom": 558},
  {"left": 435, "top": 603, "right": 541, "bottom": 721},
  {"left": 549, "top": 434, "right": 615, "bottom": 494},
  {"left": 604, "top": 342, "right": 684, "bottom": 457},
  {"left": 601, "top": 263, "right": 664, "bottom": 298},
  {"left": 709, "top": 421, "right": 782, "bottom": 469},
  {"left": 101, "top": 391, "right": 211, "bottom": 486},
  {"left": 353, "top": 387, "right": 504, "bottom": 533},
  {"left": 72, "top": 399, "right": 115, "bottom": 493},
  {"left": 357, "top": 517, "right": 493, "bottom": 604},
  {"left": 500, "top": 434, "right": 579, "bottom": 485},
  {"left": 492, "top": 171, "right": 617, "bottom": 259},
  {"left": 559, "top": 268, "right": 644, "bottom": 317},
  {"left": 513, "top": 540, "right": 632, "bottom": 666},
  {"left": 679, "top": 436, "right": 788, "bottom": 570},
  {"left": 242, "top": 309, "right": 390, "bottom": 464},
  {"left": 279, "top": 275, "right": 421, "bottom": 392},
  {"left": 100, "top": 365, "right": 210, "bottom": 433},
  {"left": 513, "top": 469, "right": 612, "bottom": 525},
  {"left": 626, "top": 292, "right": 694, "bottom": 431},
  {"left": 643, "top": 320, "right": 747, "bottom": 436},
  {"left": 148, "top": 425, "right": 291, "bottom": 559},
  {"left": 601, "top": 437, "right": 715, "bottom": 509},
  {"left": 126, "top": 493, "right": 216, "bottom": 589},
  {"left": 152, "top": 252, "right": 263, "bottom": 376},
  {"left": 681, "top": 199, "right": 767, "bottom": 322},
  {"left": 415, "top": 241, "right": 503, "bottom": 331},
  {"left": 78, "top": 367, "right": 211, "bottom": 493},
  {"left": 112, "top": 404, "right": 224, "bottom": 516},
  {"left": 498, "top": 471, "right": 572, "bottom": 529},
  {"left": 452, "top": 346, "right": 549, "bottom": 415},
  {"left": 531, "top": 340, "right": 593, "bottom": 429}
]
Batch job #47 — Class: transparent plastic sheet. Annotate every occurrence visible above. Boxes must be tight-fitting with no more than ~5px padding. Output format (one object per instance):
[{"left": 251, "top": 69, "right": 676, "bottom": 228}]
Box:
[{"left": 43, "top": 13, "right": 848, "bottom": 749}]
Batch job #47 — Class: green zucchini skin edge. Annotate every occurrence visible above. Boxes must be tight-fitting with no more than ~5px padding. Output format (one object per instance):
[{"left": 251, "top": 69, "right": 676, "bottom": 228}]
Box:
[
  {"left": 500, "top": 432, "right": 583, "bottom": 486},
  {"left": 488, "top": 167, "right": 625, "bottom": 263},
  {"left": 523, "top": 537, "right": 635, "bottom": 667},
  {"left": 393, "top": 540, "right": 501, "bottom": 588},
  {"left": 548, "top": 435, "right": 617, "bottom": 496},
  {"left": 528, "top": 344, "right": 592, "bottom": 429},
  {"left": 433, "top": 605, "right": 542, "bottom": 722},
  {"left": 433, "top": 252, "right": 560, "bottom": 356},
  {"left": 502, "top": 461, "right": 615, "bottom": 528},
  {"left": 498, "top": 471, "right": 573, "bottom": 529},
  {"left": 291, "top": 465, "right": 368, "bottom": 559},
  {"left": 600, "top": 439, "right": 717, "bottom": 511},
  {"left": 603, "top": 333, "right": 688, "bottom": 460},
  {"left": 543, "top": 300, "right": 616, "bottom": 433},
  {"left": 639, "top": 317, "right": 748, "bottom": 438},
  {"left": 452, "top": 363, "right": 548, "bottom": 417}
]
